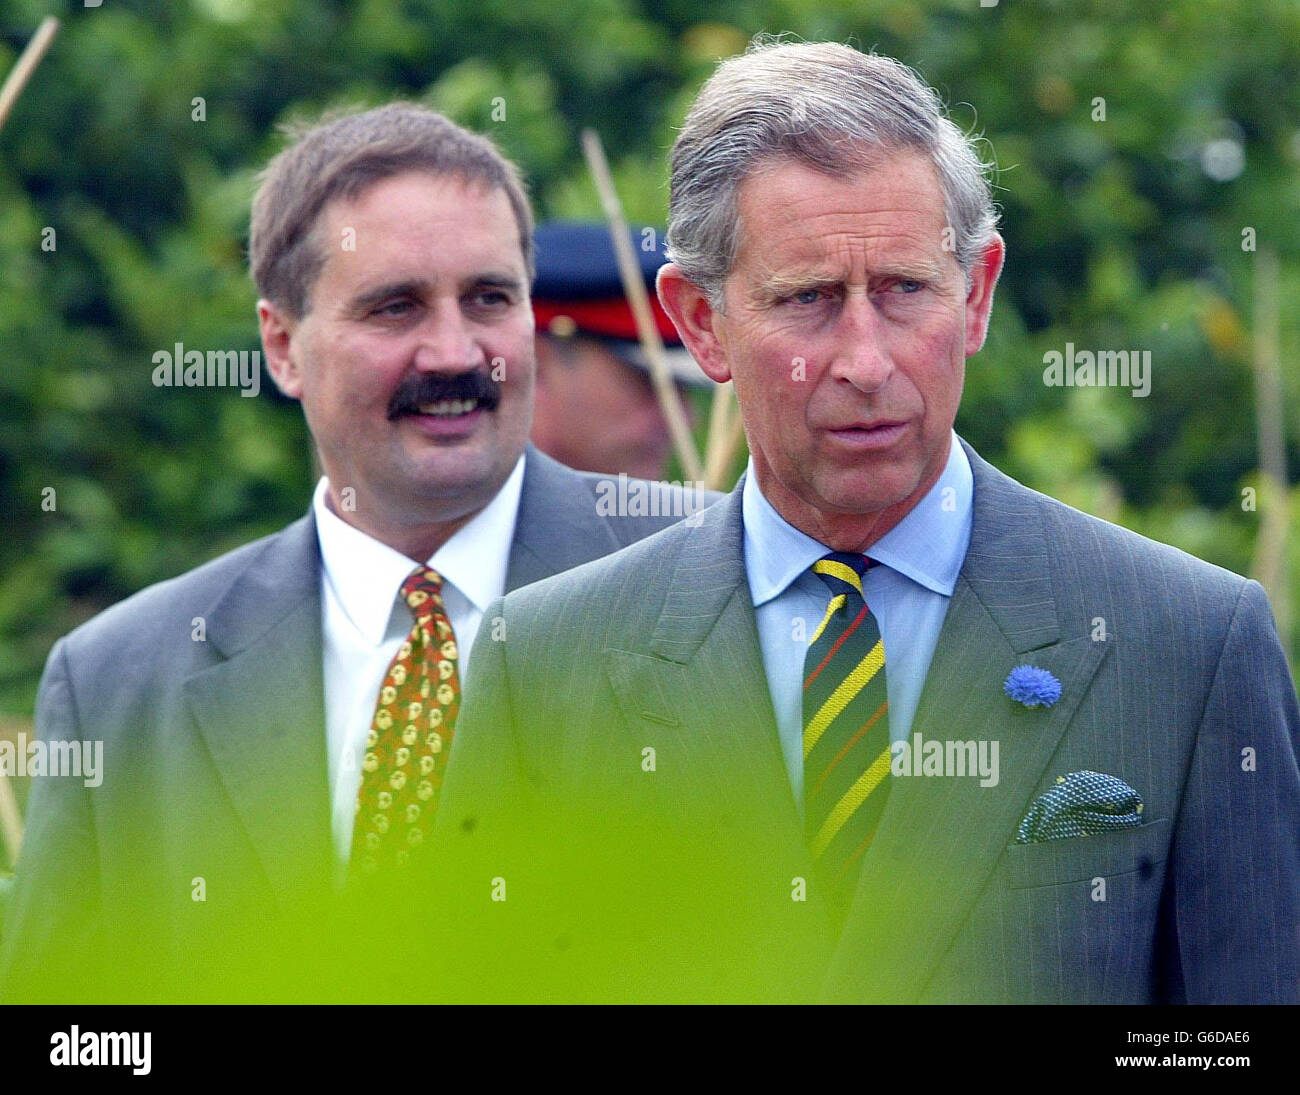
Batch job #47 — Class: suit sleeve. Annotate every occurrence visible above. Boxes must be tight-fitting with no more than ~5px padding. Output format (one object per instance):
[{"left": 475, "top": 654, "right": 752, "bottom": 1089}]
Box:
[
  {"left": 0, "top": 639, "right": 107, "bottom": 1002},
  {"left": 1171, "top": 579, "right": 1300, "bottom": 1003}
]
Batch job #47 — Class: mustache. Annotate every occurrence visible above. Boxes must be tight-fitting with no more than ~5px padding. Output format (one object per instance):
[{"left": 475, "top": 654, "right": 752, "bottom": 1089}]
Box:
[{"left": 386, "top": 370, "right": 502, "bottom": 420}]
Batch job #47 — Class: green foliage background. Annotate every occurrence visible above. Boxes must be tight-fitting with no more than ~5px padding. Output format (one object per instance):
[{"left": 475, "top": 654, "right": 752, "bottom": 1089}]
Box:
[{"left": 1, "top": 0, "right": 1297, "bottom": 717}]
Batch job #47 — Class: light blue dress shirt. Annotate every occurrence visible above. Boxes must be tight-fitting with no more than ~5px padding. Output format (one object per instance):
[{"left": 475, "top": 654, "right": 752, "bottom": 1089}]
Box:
[{"left": 742, "top": 432, "right": 973, "bottom": 806}]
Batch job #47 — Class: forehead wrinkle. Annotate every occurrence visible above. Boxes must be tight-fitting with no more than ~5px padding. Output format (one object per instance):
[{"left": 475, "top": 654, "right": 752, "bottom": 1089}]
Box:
[
  {"left": 748, "top": 208, "right": 948, "bottom": 268},
  {"left": 740, "top": 158, "right": 950, "bottom": 238},
  {"left": 320, "top": 175, "right": 525, "bottom": 268}
]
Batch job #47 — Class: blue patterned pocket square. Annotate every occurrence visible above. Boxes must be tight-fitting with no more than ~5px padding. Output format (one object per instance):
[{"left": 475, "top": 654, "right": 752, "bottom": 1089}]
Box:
[{"left": 1016, "top": 770, "right": 1144, "bottom": 844}]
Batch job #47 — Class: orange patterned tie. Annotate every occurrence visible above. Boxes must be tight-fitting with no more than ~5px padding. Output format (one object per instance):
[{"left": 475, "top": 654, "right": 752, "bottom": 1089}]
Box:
[{"left": 350, "top": 565, "right": 460, "bottom": 875}]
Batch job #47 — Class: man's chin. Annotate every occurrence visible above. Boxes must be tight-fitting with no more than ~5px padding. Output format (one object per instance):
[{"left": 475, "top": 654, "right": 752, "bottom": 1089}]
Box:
[
  {"left": 813, "top": 467, "right": 924, "bottom": 518},
  {"left": 398, "top": 441, "right": 521, "bottom": 501}
]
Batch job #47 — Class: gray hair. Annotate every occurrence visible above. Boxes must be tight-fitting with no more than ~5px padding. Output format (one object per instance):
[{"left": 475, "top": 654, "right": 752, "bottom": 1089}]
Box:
[{"left": 666, "top": 38, "right": 998, "bottom": 306}]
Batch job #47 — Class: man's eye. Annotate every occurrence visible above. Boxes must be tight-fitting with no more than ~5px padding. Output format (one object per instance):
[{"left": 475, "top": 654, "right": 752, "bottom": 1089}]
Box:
[
  {"left": 890, "top": 280, "right": 924, "bottom": 294},
  {"left": 790, "top": 289, "right": 824, "bottom": 305},
  {"left": 373, "top": 300, "right": 414, "bottom": 317},
  {"left": 471, "top": 290, "right": 512, "bottom": 307}
]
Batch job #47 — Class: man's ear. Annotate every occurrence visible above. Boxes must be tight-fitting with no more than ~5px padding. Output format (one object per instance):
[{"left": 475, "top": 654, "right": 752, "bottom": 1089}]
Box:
[
  {"left": 964, "top": 234, "right": 1005, "bottom": 357},
  {"left": 258, "top": 299, "right": 304, "bottom": 400},
  {"left": 656, "top": 263, "right": 733, "bottom": 384}
]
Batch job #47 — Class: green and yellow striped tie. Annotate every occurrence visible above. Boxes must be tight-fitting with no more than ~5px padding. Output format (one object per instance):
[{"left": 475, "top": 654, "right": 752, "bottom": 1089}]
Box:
[{"left": 803, "top": 552, "right": 891, "bottom": 911}]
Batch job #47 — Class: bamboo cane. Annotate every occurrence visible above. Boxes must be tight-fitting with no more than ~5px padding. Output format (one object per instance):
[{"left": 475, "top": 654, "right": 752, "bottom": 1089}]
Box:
[
  {"left": 702, "top": 379, "right": 733, "bottom": 482},
  {"left": 0, "top": 16, "right": 59, "bottom": 135},
  {"left": 0, "top": 755, "right": 21, "bottom": 864},
  {"left": 580, "top": 129, "right": 703, "bottom": 483},
  {"left": 702, "top": 382, "right": 745, "bottom": 489},
  {"left": 0, "top": 16, "right": 61, "bottom": 863}
]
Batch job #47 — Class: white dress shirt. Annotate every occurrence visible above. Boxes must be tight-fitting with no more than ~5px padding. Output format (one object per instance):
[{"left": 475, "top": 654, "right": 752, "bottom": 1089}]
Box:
[{"left": 313, "top": 455, "right": 525, "bottom": 871}]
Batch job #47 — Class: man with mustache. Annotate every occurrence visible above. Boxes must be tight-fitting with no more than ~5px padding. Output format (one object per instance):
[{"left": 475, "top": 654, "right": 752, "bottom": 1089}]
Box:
[
  {"left": 1, "top": 103, "right": 713, "bottom": 1001},
  {"left": 431, "top": 41, "right": 1299, "bottom": 1003}
]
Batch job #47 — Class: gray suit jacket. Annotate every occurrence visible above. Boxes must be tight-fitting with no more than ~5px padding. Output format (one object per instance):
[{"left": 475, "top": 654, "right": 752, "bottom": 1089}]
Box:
[
  {"left": 1, "top": 447, "right": 717, "bottom": 1001},
  {"left": 431, "top": 440, "right": 1300, "bottom": 1003}
]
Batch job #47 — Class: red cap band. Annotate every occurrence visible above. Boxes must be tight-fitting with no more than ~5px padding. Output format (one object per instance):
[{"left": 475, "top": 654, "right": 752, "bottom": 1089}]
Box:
[{"left": 533, "top": 296, "right": 681, "bottom": 343}]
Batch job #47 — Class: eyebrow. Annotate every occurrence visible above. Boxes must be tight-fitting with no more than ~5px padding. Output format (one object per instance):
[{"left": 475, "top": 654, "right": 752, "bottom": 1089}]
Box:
[
  {"left": 348, "top": 279, "right": 429, "bottom": 313},
  {"left": 751, "top": 273, "right": 838, "bottom": 301},
  {"left": 348, "top": 273, "right": 527, "bottom": 312},
  {"left": 752, "top": 259, "right": 951, "bottom": 300},
  {"left": 471, "top": 273, "right": 528, "bottom": 296}
]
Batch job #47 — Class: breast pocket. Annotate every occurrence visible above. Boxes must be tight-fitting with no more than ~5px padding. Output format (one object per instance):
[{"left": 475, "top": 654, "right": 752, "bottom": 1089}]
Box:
[{"left": 1003, "top": 817, "right": 1172, "bottom": 890}]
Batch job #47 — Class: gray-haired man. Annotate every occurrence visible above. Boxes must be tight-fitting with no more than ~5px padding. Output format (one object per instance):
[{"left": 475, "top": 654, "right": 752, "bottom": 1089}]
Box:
[
  {"left": 1, "top": 103, "right": 713, "bottom": 1001},
  {"left": 432, "top": 40, "right": 1300, "bottom": 1003}
]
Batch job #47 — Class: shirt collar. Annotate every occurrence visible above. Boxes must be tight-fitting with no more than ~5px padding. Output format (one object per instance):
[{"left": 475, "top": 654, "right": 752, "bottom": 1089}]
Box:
[
  {"left": 313, "top": 454, "right": 526, "bottom": 644},
  {"left": 429, "top": 454, "right": 526, "bottom": 614},
  {"left": 742, "top": 431, "right": 972, "bottom": 608}
]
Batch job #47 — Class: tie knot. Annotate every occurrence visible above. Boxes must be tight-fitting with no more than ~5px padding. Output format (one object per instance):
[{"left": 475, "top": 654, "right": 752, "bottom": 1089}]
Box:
[
  {"left": 400, "top": 565, "right": 444, "bottom": 617},
  {"left": 811, "top": 552, "right": 872, "bottom": 599}
]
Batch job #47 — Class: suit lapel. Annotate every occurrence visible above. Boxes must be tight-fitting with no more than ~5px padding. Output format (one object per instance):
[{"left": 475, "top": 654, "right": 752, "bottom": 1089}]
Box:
[
  {"left": 606, "top": 485, "right": 805, "bottom": 846},
  {"left": 183, "top": 515, "right": 334, "bottom": 904},
  {"left": 180, "top": 448, "right": 630, "bottom": 905},
  {"left": 822, "top": 442, "right": 1110, "bottom": 1001},
  {"left": 505, "top": 446, "right": 623, "bottom": 591}
]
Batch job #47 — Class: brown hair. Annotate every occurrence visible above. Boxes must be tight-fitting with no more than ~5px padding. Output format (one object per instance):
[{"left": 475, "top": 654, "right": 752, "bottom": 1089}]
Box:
[{"left": 249, "top": 102, "right": 534, "bottom": 317}]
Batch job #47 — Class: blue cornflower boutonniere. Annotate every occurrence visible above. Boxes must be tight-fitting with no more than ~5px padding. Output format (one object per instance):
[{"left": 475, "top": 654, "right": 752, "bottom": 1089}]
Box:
[{"left": 1003, "top": 665, "right": 1062, "bottom": 709}]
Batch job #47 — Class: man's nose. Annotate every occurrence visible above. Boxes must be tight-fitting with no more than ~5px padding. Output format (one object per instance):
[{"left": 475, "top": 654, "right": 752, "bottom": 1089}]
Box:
[
  {"left": 412, "top": 303, "right": 478, "bottom": 373},
  {"left": 827, "top": 293, "right": 894, "bottom": 394}
]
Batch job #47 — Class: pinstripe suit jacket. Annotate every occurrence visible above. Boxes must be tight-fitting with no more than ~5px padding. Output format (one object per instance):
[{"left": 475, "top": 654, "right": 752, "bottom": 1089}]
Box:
[{"left": 432, "top": 439, "right": 1300, "bottom": 1003}]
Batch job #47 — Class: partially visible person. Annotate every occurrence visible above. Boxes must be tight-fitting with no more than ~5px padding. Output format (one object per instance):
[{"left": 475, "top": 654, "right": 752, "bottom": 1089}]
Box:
[
  {"left": 1, "top": 104, "right": 715, "bottom": 1003},
  {"left": 529, "top": 222, "right": 712, "bottom": 480}
]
